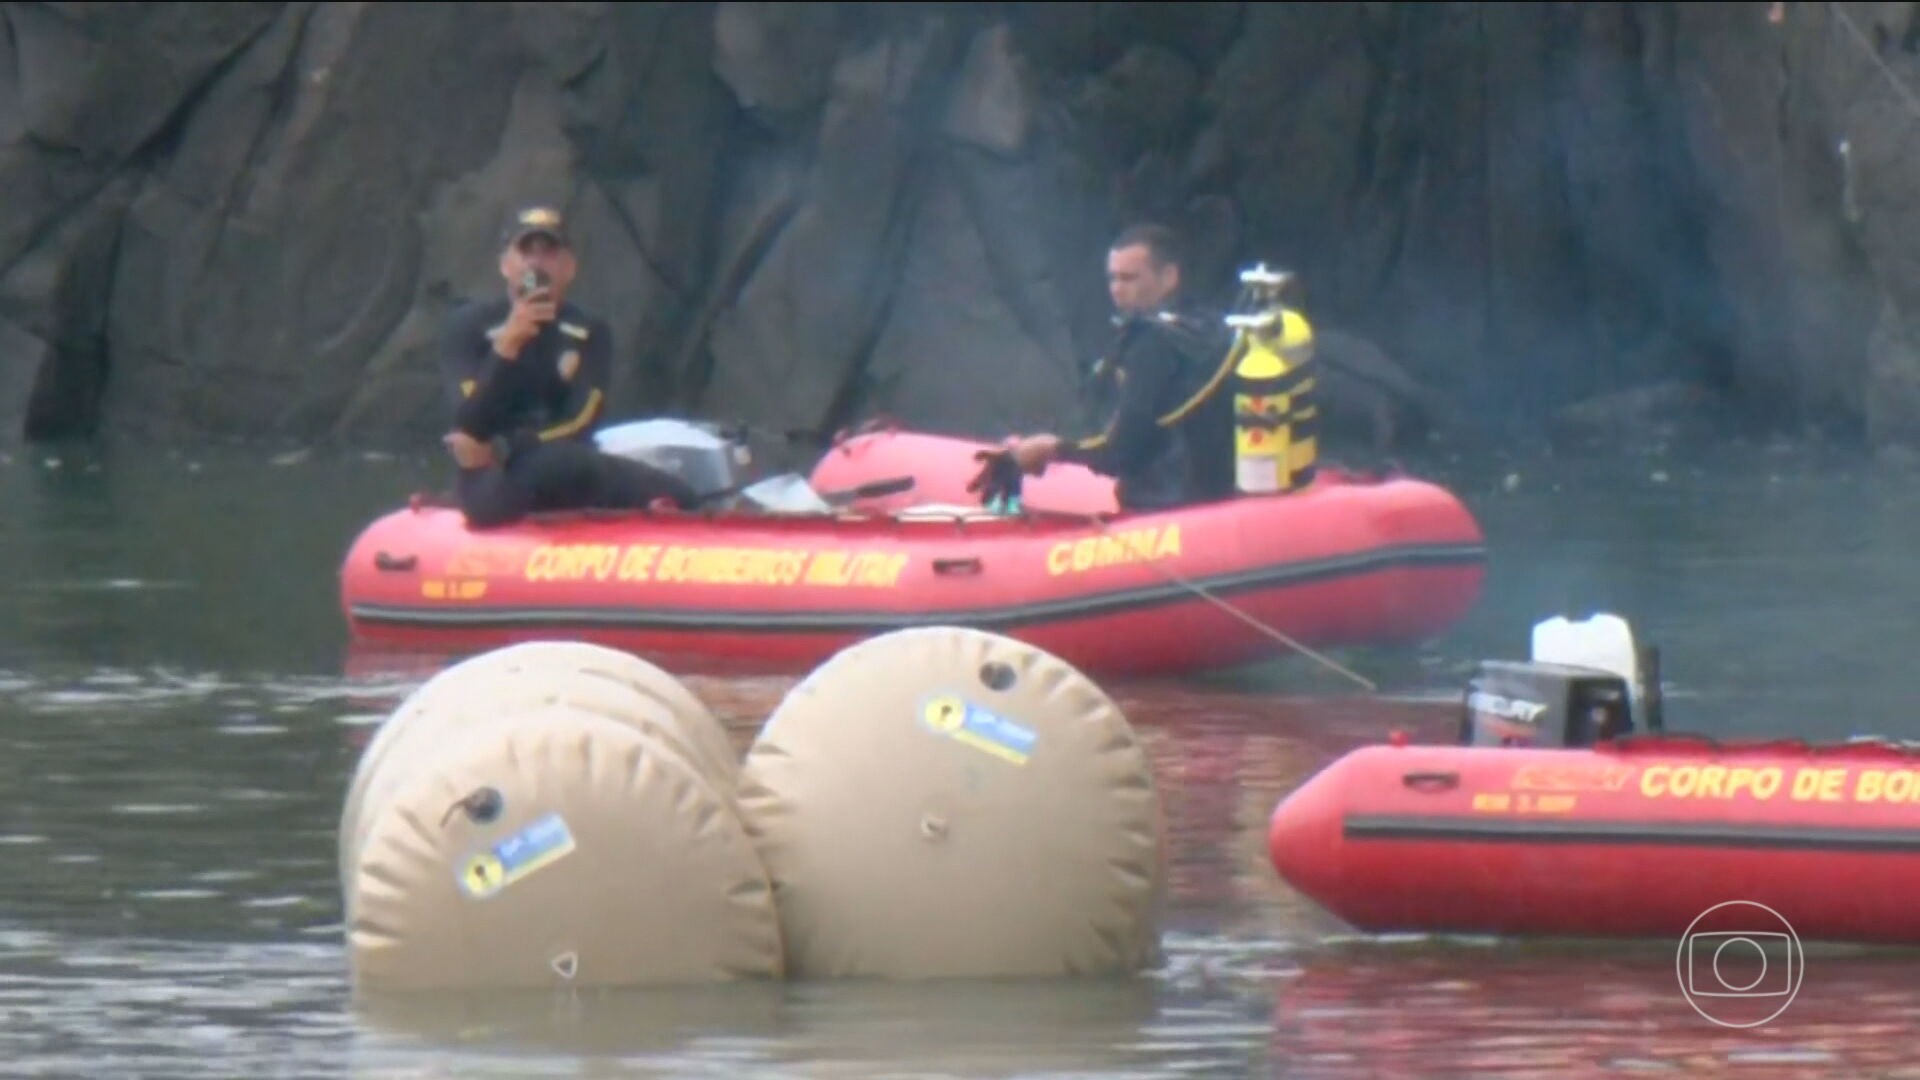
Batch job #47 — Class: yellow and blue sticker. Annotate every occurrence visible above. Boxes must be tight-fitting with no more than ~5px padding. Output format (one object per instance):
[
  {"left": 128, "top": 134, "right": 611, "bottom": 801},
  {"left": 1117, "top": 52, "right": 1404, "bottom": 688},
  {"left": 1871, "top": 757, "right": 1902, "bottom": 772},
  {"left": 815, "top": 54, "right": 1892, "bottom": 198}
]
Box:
[
  {"left": 921, "top": 694, "right": 1038, "bottom": 766},
  {"left": 458, "top": 811, "right": 577, "bottom": 901}
]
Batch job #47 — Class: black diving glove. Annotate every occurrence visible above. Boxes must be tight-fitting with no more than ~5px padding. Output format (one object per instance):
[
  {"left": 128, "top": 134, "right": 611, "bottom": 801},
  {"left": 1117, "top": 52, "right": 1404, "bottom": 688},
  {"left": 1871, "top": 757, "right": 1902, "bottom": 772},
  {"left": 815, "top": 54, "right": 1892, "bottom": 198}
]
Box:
[{"left": 966, "top": 448, "right": 1024, "bottom": 513}]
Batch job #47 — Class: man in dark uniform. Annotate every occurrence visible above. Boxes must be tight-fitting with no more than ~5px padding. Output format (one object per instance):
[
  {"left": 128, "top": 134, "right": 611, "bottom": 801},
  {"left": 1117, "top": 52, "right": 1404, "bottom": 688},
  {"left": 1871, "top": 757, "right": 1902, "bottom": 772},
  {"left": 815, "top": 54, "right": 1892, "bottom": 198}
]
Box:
[
  {"left": 439, "top": 205, "right": 699, "bottom": 527},
  {"left": 974, "top": 223, "right": 1236, "bottom": 511}
]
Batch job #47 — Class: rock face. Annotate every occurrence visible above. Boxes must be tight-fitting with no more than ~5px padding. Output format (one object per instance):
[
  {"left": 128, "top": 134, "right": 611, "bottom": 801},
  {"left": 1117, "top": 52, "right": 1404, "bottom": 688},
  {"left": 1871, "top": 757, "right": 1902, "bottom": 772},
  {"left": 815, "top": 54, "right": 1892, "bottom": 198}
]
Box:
[{"left": 4, "top": 2, "right": 1919, "bottom": 459}]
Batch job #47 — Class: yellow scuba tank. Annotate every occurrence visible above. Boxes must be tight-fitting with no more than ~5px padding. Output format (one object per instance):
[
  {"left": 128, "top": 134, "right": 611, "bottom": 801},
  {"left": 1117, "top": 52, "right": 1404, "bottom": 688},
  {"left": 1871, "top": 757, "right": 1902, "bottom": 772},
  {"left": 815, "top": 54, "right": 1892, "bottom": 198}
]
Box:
[{"left": 1226, "top": 264, "right": 1317, "bottom": 496}]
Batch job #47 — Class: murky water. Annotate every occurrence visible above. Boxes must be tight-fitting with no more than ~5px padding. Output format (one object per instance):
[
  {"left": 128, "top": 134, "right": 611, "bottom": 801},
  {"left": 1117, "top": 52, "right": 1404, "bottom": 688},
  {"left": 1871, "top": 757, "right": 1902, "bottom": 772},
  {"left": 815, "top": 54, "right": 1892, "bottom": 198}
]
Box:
[{"left": 4, "top": 436, "right": 1920, "bottom": 1078}]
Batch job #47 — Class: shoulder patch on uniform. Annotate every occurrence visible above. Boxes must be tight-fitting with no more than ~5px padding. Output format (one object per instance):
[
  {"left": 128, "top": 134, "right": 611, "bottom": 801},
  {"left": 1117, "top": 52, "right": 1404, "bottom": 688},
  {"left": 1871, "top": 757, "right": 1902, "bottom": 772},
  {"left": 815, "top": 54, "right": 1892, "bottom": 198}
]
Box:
[{"left": 560, "top": 322, "right": 589, "bottom": 341}]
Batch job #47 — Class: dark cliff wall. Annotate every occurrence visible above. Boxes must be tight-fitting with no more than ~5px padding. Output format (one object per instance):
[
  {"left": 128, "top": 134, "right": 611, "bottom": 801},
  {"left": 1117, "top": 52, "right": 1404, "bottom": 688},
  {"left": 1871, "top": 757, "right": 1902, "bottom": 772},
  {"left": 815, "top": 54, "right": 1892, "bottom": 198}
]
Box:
[{"left": 0, "top": 1, "right": 1914, "bottom": 458}]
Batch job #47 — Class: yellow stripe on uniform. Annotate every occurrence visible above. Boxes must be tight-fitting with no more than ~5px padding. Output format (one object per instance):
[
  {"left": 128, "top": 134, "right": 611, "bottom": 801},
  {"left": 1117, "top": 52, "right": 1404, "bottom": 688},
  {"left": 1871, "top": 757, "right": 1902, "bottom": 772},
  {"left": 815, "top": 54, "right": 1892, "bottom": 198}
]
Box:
[{"left": 539, "top": 388, "right": 603, "bottom": 442}]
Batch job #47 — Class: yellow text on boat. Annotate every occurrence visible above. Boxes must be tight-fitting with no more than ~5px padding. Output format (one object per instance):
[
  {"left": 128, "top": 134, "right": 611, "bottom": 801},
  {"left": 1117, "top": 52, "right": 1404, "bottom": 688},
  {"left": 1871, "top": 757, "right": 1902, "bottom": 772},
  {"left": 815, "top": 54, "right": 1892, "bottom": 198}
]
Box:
[
  {"left": 520, "top": 542, "right": 907, "bottom": 588},
  {"left": 1638, "top": 764, "right": 1784, "bottom": 801},
  {"left": 1046, "top": 524, "right": 1182, "bottom": 576},
  {"left": 1635, "top": 763, "right": 1920, "bottom": 804}
]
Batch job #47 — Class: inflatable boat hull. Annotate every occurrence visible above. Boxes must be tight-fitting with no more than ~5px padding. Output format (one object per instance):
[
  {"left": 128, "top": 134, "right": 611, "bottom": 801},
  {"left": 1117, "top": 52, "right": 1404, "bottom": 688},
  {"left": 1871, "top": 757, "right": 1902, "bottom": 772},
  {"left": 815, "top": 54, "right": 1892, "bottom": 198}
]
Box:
[
  {"left": 339, "top": 469, "right": 1485, "bottom": 677},
  {"left": 1268, "top": 736, "right": 1920, "bottom": 944}
]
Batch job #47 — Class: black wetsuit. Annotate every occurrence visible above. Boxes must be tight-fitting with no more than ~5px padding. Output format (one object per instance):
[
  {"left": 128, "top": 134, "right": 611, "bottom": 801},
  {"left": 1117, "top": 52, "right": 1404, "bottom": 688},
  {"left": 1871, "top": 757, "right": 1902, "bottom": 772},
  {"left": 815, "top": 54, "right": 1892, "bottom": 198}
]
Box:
[
  {"left": 439, "top": 296, "right": 698, "bottom": 527},
  {"left": 1058, "top": 306, "right": 1238, "bottom": 511}
]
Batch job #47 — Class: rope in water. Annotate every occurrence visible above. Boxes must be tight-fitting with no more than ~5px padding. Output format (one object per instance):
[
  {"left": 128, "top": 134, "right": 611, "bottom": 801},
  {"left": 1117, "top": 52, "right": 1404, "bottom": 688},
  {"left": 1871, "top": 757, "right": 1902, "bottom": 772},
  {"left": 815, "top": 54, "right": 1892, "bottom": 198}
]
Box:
[{"left": 1083, "top": 511, "right": 1379, "bottom": 693}]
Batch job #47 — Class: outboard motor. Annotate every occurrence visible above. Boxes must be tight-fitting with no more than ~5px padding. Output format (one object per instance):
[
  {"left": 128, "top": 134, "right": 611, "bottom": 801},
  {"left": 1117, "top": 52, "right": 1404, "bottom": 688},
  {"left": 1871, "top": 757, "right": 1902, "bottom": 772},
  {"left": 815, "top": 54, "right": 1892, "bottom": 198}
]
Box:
[
  {"left": 594, "top": 418, "right": 752, "bottom": 504},
  {"left": 1458, "top": 613, "right": 1665, "bottom": 748},
  {"left": 1460, "top": 661, "right": 1634, "bottom": 748}
]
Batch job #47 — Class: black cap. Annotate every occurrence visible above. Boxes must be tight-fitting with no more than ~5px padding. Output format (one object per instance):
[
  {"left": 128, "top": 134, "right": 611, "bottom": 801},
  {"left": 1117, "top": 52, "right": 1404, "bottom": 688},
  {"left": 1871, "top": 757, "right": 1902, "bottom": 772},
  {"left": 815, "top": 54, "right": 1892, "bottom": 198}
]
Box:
[{"left": 500, "top": 205, "right": 569, "bottom": 249}]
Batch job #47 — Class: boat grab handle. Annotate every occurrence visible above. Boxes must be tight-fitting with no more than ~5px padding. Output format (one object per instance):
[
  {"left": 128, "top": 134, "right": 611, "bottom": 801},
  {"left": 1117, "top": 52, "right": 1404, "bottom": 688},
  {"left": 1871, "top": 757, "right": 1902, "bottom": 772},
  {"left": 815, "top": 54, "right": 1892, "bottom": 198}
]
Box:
[
  {"left": 1401, "top": 770, "right": 1459, "bottom": 792},
  {"left": 933, "top": 557, "right": 983, "bottom": 576},
  {"left": 374, "top": 551, "right": 418, "bottom": 573}
]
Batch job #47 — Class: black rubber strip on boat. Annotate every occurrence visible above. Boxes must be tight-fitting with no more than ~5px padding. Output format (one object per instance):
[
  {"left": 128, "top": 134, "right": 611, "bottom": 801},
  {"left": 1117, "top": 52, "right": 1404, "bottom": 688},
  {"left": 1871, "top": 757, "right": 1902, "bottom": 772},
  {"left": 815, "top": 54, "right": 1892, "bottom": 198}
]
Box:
[
  {"left": 347, "top": 541, "right": 1488, "bottom": 632},
  {"left": 1342, "top": 814, "right": 1920, "bottom": 853}
]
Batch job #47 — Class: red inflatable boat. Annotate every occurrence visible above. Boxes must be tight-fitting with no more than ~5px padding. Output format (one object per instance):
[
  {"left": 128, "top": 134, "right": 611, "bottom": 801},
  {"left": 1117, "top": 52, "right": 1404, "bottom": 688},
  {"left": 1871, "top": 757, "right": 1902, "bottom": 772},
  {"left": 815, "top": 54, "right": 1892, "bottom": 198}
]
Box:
[
  {"left": 1268, "top": 616, "right": 1920, "bottom": 948},
  {"left": 338, "top": 429, "right": 1485, "bottom": 677},
  {"left": 1270, "top": 735, "right": 1920, "bottom": 945}
]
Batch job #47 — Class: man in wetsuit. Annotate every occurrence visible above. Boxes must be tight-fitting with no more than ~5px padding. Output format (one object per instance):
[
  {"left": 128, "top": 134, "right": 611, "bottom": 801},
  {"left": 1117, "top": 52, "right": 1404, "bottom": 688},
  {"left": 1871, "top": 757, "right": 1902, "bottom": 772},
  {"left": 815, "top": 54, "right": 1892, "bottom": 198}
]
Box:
[
  {"left": 975, "top": 223, "right": 1237, "bottom": 511},
  {"left": 439, "top": 205, "right": 699, "bottom": 528}
]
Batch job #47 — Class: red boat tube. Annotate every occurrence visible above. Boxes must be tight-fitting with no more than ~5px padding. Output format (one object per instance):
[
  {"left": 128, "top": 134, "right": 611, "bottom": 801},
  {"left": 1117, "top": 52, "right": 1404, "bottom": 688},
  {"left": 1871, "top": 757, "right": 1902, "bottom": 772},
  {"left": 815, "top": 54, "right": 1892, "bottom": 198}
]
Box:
[
  {"left": 807, "top": 425, "right": 1439, "bottom": 518},
  {"left": 1268, "top": 733, "right": 1920, "bottom": 945},
  {"left": 338, "top": 466, "right": 1485, "bottom": 677},
  {"left": 809, "top": 427, "right": 1119, "bottom": 515}
]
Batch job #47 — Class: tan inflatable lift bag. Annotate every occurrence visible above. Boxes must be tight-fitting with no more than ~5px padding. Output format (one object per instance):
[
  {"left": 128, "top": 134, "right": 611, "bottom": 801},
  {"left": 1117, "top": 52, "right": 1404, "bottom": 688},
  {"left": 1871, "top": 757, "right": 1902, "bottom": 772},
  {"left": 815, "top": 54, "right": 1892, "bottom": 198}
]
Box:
[
  {"left": 338, "top": 641, "right": 737, "bottom": 901},
  {"left": 347, "top": 704, "right": 781, "bottom": 992},
  {"left": 736, "top": 626, "right": 1167, "bottom": 979}
]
